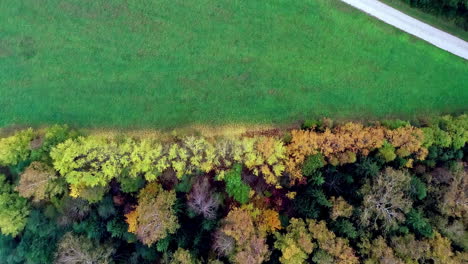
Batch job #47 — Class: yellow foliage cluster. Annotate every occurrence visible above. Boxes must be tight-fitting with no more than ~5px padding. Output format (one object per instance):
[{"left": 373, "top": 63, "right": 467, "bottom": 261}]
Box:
[
  {"left": 252, "top": 137, "right": 287, "bottom": 185},
  {"left": 214, "top": 137, "right": 287, "bottom": 185},
  {"left": 286, "top": 123, "right": 428, "bottom": 181},
  {"left": 166, "top": 136, "right": 287, "bottom": 185},
  {"left": 286, "top": 191, "right": 297, "bottom": 199},
  {"left": 125, "top": 210, "right": 138, "bottom": 234},
  {"left": 243, "top": 204, "right": 282, "bottom": 235},
  {"left": 69, "top": 184, "right": 108, "bottom": 203},
  {"left": 128, "top": 139, "right": 168, "bottom": 181},
  {"left": 0, "top": 128, "right": 34, "bottom": 166},
  {"left": 385, "top": 126, "right": 427, "bottom": 160},
  {"left": 259, "top": 209, "right": 282, "bottom": 233},
  {"left": 69, "top": 184, "right": 81, "bottom": 198}
]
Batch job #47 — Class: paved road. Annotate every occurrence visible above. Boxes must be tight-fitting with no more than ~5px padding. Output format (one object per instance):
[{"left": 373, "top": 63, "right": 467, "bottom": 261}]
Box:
[{"left": 340, "top": 0, "right": 468, "bottom": 60}]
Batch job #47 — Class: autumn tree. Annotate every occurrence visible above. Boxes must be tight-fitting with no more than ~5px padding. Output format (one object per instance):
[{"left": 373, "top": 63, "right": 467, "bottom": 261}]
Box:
[
  {"left": 187, "top": 177, "right": 220, "bottom": 219},
  {"left": 437, "top": 219, "right": 467, "bottom": 251},
  {"left": 212, "top": 230, "right": 235, "bottom": 257},
  {"left": 182, "top": 136, "right": 216, "bottom": 175},
  {"left": 274, "top": 218, "right": 315, "bottom": 264},
  {"left": 216, "top": 137, "right": 287, "bottom": 186},
  {"left": 307, "top": 219, "right": 359, "bottom": 264},
  {"left": 0, "top": 128, "right": 34, "bottom": 166},
  {"left": 0, "top": 174, "right": 30, "bottom": 236},
  {"left": 257, "top": 209, "right": 282, "bottom": 235},
  {"left": 166, "top": 136, "right": 224, "bottom": 178},
  {"left": 251, "top": 137, "right": 287, "bottom": 185},
  {"left": 69, "top": 184, "right": 109, "bottom": 203},
  {"left": 54, "top": 232, "right": 115, "bottom": 264},
  {"left": 170, "top": 248, "right": 200, "bottom": 264},
  {"left": 233, "top": 234, "right": 270, "bottom": 264},
  {"left": 16, "top": 162, "right": 65, "bottom": 202},
  {"left": 390, "top": 234, "right": 429, "bottom": 263},
  {"left": 359, "top": 236, "right": 404, "bottom": 264},
  {"left": 275, "top": 218, "right": 358, "bottom": 264},
  {"left": 439, "top": 164, "right": 467, "bottom": 220},
  {"left": 212, "top": 139, "right": 238, "bottom": 170},
  {"left": 52, "top": 136, "right": 171, "bottom": 192},
  {"left": 125, "top": 209, "right": 138, "bottom": 234},
  {"left": 51, "top": 136, "right": 128, "bottom": 188},
  {"left": 385, "top": 125, "right": 427, "bottom": 159},
  {"left": 128, "top": 139, "right": 169, "bottom": 181},
  {"left": 130, "top": 183, "right": 179, "bottom": 246},
  {"left": 215, "top": 207, "right": 270, "bottom": 264},
  {"left": 438, "top": 114, "right": 467, "bottom": 150},
  {"left": 425, "top": 232, "right": 459, "bottom": 264},
  {"left": 235, "top": 203, "right": 282, "bottom": 235},
  {"left": 330, "top": 196, "right": 353, "bottom": 220},
  {"left": 360, "top": 168, "right": 412, "bottom": 231},
  {"left": 165, "top": 143, "right": 189, "bottom": 178}
]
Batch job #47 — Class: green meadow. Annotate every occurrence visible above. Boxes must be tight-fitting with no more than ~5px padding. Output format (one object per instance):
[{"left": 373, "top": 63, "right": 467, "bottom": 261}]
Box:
[{"left": 1, "top": 0, "right": 467, "bottom": 128}]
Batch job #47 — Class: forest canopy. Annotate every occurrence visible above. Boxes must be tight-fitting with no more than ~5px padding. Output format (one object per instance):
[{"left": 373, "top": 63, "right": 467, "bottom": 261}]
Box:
[{"left": 0, "top": 115, "right": 467, "bottom": 263}]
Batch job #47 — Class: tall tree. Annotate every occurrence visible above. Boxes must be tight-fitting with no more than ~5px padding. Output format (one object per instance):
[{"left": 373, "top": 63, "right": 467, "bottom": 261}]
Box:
[
  {"left": 187, "top": 177, "right": 220, "bottom": 219},
  {"left": 54, "top": 232, "right": 115, "bottom": 264},
  {"left": 360, "top": 168, "right": 412, "bottom": 231},
  {"left": 130, "top": 183, "right": 180, "bottom": 246},
  {"left": 215, "top": 207, "right": 270, "bottom": 264},
  {"left": 274, "top": 218, "right": 315, "bottom": 264}
]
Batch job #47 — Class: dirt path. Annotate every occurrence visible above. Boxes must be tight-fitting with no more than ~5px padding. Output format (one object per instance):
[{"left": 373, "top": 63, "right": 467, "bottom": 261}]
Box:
[{"left": 340, "top": 0, "right": 468, "bottom": 60}]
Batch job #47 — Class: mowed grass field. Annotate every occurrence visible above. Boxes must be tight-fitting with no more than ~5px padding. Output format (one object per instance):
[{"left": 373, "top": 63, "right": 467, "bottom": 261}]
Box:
[{"left": 1, "top": 0, "right": 467, "bottom": 128}]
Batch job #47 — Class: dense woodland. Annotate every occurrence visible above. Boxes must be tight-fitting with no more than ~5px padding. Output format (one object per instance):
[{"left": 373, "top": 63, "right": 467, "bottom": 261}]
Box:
[
  {"left": 402, "top": 0, "right": 468, "bottom": 29},
  {"left": 0, "top": 115, "right": 467, "bottom": 263}
]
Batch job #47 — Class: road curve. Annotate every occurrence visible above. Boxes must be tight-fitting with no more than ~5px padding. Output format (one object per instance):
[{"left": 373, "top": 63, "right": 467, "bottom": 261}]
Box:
[{"left": 340, "top": 0, "right": 468, "bottom": 60}]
